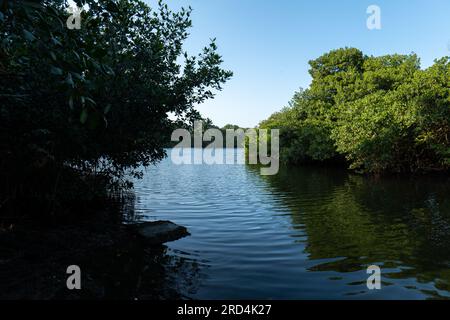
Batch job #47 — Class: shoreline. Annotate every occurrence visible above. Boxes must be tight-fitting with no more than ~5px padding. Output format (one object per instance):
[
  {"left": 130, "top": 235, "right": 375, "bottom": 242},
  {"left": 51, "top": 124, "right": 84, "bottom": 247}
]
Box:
[{"left": 0, "top": 210, "right": 192, "bottom": 300}]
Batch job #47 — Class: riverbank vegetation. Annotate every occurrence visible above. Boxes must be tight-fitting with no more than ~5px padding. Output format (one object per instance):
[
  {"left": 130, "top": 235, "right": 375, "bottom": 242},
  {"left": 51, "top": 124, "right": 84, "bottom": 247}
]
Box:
[
  {"left": 0, "top": 0, "right": 232, "bottom": 218},
  {"left": 166, "top": 118, "right": 248, "bottom": 148},
  {"left": 0, "top": 0, "right": 226, "bottom": 298},
  {"left": 259, "top": 48, "right": 450, "bottom": 174}
]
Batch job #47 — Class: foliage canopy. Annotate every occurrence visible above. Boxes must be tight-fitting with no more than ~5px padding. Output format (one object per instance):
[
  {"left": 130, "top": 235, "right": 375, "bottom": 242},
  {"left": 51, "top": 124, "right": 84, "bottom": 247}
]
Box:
[
  {"left": 260, "top": 48, "right": 450, "bottom": 173},
  {"left": 0, "top": 0, "right": 232, "bottom": 209}
]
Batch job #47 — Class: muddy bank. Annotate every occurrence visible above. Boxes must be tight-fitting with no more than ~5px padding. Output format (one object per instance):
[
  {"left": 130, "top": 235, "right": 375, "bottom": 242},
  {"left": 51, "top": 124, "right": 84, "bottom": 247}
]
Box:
[{"left": 0, "top": 210, "right": 197, "bottom": 300}]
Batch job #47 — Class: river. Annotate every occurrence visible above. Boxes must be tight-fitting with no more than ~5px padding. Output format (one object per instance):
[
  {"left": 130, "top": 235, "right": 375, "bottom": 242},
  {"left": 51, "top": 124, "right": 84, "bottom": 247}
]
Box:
[{"left": 130, "top": 149, "right": 450, "bottom": 299}]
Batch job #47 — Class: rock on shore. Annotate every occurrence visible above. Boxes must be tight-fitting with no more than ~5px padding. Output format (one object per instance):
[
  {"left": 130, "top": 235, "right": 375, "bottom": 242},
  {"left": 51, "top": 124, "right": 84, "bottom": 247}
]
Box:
[{"left": 128, "top": 221, "right": 190, "bottom": 245}]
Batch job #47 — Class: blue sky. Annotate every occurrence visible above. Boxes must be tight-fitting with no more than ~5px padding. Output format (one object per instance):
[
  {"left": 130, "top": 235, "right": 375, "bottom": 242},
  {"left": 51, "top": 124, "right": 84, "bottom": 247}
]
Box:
[{"left": 145, "top": 0, "right": 450, "bottom": 128}]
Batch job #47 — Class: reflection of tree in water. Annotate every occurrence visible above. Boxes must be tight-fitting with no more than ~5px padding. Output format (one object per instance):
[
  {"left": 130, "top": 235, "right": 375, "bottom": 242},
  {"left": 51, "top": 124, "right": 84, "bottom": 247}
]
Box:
[
  {"left": 0, "top": 194, "right": 203, "bottom": 300},
  {"left": 249, "top": 165, "right": 450, "bottom": 298},
  {"left": 106, "top": 193, "right": 204, "bottom": 299},
  {"left": 88, "top": 245, "right": 203, "bottom": 300}
]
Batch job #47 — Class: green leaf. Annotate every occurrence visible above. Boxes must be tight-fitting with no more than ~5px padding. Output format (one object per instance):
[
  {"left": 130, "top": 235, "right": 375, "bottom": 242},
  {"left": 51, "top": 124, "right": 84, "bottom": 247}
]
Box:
[
  {"left": 66, "top": 73, "right": 74, "bottom": 87},
  {"left": 104, "top": 104, "right": 112, "bottom": 115},
  {"left": 50, "top": 66, "right": 63, "bottom": 75},
  {"left": 80, "top": 108, "right": 88, "bottom": 124},
  {"left": 85, "top": 97, "right": 96, "bottom": 105},
  {"left": 71, "top": 72, "right": 82, "bottom": 80},
  {"left": 23, "top": 29, "right": 36, "bottom": 42},
  {"left": 68, "top": 96, "right": 74, "bottom": 109},
  {"left": 51, "top": 37, "right": 62, "bottom": 46},
  {"left": 72, "top": 50, "right": 80, "bottom": 61}
]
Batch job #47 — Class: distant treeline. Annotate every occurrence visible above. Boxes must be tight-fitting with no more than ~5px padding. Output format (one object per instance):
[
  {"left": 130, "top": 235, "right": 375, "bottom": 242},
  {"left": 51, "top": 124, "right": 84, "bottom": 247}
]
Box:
[
  {"left": 166, "top": 119, "right": 248, "bottom": 148},
  {"left": 259, "top": 48, "right": 450, "bottom": 174}
]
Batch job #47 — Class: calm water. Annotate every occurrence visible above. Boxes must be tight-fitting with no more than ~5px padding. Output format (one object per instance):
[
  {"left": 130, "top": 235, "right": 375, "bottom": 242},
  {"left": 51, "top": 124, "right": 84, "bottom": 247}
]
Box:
[{"left": 132, "top": 149, "right": 450, "bottom": 299}]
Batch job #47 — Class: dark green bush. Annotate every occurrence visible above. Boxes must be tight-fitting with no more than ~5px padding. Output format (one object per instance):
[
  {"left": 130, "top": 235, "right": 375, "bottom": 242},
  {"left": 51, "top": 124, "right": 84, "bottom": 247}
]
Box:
[{"left": 0, "top": 0, "right": 231, "bottom": 214}]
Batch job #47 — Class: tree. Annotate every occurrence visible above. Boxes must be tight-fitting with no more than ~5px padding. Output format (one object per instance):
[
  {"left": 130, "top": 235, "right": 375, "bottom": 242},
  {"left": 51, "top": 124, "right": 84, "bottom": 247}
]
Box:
[
  {"left": 259, "top": 48, "right": 449, "bottom": 173},
  {"left": 0, "top": 0, "right": 232, "bottom": 211}
]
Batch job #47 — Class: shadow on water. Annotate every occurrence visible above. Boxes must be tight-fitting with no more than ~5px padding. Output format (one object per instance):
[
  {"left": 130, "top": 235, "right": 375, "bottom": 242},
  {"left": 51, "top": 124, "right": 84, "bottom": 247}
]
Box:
[
  {"left": 117, "top": 194, "right": 205, "bottom": 300},
  {"left": 251, "top": 165, "right": 450, "bottom": 299},
  {"left": 0, "top": 193, "right": 202, "bottom": 300}
]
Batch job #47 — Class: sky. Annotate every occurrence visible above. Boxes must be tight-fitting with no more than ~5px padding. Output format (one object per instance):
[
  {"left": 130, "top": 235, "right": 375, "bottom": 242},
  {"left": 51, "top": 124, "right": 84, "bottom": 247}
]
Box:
[{"left": 144, "top": 0, "right": 450, "bottom": 128}]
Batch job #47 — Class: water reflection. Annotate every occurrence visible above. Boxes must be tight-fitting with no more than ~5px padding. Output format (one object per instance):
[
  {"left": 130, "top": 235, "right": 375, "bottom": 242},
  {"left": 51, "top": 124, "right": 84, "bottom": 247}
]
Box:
[
  {"left": 132, "top": 151, "right": 450, "bottom": 299},
  {"left": 115, "top": 193, "right": 205, "bottom": 299},
  {"left": 256, "top": 166, "right": 450, "bottom": 299},
  {"left": 0, "top": 192, "right": 203, "bottom": 300}
]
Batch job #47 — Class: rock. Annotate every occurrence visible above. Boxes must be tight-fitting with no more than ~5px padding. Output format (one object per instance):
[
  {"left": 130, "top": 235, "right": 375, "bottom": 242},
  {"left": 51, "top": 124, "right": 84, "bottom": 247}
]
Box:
[{"left": 130, "top": 221, "right": 190, "bottom": 245}]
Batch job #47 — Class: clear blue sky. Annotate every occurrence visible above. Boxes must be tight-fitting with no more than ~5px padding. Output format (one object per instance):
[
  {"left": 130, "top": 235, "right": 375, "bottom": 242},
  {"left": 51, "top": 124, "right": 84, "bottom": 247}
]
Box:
[{"left": 146, "top": 0, "right": 450, "bottom": 128}]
